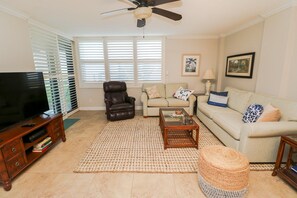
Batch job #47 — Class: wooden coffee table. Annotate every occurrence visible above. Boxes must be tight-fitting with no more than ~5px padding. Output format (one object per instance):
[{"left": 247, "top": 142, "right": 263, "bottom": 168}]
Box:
[{"left": 159, "top": 108, "right": 199, "bottom": 149}]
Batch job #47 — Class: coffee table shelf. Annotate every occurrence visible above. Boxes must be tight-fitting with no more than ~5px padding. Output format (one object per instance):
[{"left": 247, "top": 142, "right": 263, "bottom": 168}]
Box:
[{"left": 159, "top": 108, "right": 199, "bottom": 149}]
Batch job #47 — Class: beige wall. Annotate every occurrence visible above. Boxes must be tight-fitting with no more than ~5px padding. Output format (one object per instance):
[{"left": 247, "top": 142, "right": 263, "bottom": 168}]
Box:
[
  {"left": 256, "top": 7, "right": 297, "bottom": 100},
  {"left": 0, "top": 11, "right": 34, "bottom": 71},
  {"left": 77, "top": 38, "right": 219, "bottom": 109},
  {"left": 218, "top": 6, "right": 297, "bottom": 101},
  {"left": 219, "top": 22, "right": 264, "bottom": 92},
  {"left": 165, "top": 38, "right": 219, "bottom": 92}
]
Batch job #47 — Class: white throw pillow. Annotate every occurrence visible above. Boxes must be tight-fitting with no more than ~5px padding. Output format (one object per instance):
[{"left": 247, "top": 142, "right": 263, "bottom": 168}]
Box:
[{"left": 173, "top": 87, "right": 194, "bottom": 101}]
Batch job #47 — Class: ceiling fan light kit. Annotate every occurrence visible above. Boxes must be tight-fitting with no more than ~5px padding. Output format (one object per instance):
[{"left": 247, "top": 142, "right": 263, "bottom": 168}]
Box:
[
  {"left": 134, "top": 7, "right": 152, "bottom": 19},
  {"left": 101, "top": 0, "right": 182, "bottom": 28}
]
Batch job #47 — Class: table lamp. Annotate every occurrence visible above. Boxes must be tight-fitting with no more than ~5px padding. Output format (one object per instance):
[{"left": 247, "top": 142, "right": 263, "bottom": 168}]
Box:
[{"left": 203, "top": 69, "right": 215, "bottom": 95}]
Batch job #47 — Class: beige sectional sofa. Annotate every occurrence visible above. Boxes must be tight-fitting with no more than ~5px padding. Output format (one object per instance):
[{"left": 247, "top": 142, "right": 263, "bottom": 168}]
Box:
[
  {"left": 141, "top": 83, "right": 196, "bottom": 117},
  {"left": 197, "top": 87, "right": 297, "bottom": 162}
]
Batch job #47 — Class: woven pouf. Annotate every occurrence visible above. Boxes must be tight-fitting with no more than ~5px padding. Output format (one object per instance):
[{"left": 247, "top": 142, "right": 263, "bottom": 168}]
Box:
[{"left": 198, "top": 145, "right": 250, "bottom": 198}]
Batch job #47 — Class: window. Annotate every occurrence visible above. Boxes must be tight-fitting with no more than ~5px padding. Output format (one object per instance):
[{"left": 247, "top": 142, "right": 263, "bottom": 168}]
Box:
[
  {"left": 30, "top": 26, "right": 78, "bottom": 116},
  {"left": 76, "top": 37, "right": 164, "bottom": 87},
  {"left": 136, "top": 40, "right": 162, "bottom": 81}
]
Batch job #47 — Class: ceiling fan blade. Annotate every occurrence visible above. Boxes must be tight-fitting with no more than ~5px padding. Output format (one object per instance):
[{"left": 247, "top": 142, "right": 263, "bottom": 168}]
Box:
[
  {"left": 127, "top": 0, "right": 141, "bottom": 6},
  {"left": 137, "top": 19, "right": 146, "bottom": 28},
  {"left": 152, "top": 7, "right": 182, "bottom": 21},
  {"left": 100, "top": 7, "right": 135, "bottom": 15},
  {"left": 151, "top": 0, "right": 180, "bottom": 6}
]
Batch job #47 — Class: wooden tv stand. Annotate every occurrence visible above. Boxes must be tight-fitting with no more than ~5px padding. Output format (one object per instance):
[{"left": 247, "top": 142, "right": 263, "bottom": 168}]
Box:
[{"left": 0, "top": 114, "right": 66, "bottom": 191}]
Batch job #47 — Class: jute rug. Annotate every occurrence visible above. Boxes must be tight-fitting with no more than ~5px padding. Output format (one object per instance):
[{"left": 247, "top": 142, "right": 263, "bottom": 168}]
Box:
[{"left": 74, "top": 116, "right": 274, "bottom": 173}]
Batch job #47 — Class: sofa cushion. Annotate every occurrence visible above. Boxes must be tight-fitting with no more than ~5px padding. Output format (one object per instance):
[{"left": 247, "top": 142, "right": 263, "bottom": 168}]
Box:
[
  {"left": 145, "top": 85, "right": 161, "bottom": 99},
  {"left": 147, "top": 98, "right": 168, "bottom": 107},
  {"left": 242, "top": 104, "right": 264, "bottom": 123},
  {"left": 166, "top": 83, "right": 188, "bottom": 98},
  {"left": 143, "top": 83, "right": 166, "bottom": 98},
  {"left": 198, "top": 102, "right": 237, "bottom": 119},
  {"left": 173, "top": 87, "right": 194, "bottom": 101},
  {"left": 224, "top": 87, "right": 252, "bottom": 114},
  {"left": 212, "top": 111, "right": 243, "bottom": 140},
  {"left": 167, "top": 98, "right": 189, "bottom": 107}
]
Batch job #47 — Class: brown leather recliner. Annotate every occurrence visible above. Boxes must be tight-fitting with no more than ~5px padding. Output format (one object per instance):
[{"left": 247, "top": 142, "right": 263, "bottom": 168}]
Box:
[{"left": 103, "top": 81, "right": 135, "bottom": 121}]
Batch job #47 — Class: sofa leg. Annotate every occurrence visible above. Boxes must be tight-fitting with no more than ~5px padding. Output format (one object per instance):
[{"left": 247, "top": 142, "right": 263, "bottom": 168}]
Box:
[{"left": 143, "top": 116, "right": 148, "bottom": 118}]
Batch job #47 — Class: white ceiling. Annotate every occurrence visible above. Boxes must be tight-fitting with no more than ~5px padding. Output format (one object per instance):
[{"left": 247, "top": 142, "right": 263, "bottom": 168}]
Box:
[{"left": 0, "top": 0, "right": 294, "bottom": 37}]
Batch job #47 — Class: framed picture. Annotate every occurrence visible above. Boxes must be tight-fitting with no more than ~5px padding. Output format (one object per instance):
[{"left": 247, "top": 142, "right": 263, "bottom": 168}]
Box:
[
  {"left": 225, "top": 52, "right": 255, "bottom": 78},
  {"left": 182, "top": 54, "right": 200, "bottom": 76}
]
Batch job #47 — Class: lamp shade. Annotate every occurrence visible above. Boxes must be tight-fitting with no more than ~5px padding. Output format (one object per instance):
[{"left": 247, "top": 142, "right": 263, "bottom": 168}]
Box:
[{"left": 203, "top": 69, "right": 215, "bottom": 80}]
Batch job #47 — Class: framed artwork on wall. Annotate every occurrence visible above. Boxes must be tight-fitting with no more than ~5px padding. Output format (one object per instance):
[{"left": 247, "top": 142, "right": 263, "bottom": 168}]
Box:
[
  {"left": 225, "top": 52, "right": 255, "bottom": 78},
  {"left": 182, "top": 54, "right": 200, "bottom": 76}
]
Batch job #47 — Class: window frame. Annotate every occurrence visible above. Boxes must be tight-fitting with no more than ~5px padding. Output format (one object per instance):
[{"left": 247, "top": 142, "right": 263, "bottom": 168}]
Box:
[{"left": 75, "top": 36, "right": 165, "bottom": 88}]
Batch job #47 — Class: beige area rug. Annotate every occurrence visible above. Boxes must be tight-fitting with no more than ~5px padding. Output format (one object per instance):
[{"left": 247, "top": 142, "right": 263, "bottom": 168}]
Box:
[{"left": 74, "top": 117, "right": 274, "bottom": 173}]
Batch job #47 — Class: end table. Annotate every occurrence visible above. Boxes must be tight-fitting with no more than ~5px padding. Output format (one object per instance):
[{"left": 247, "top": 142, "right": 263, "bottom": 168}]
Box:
[{"left": 272, "top": 135, "right": 297, "bottom": 189}]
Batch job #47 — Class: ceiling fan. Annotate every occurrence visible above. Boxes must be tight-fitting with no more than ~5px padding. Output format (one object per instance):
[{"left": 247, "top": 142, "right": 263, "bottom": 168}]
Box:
[{"left": 101, "top": 0, "right": 182, "bottom": 28}]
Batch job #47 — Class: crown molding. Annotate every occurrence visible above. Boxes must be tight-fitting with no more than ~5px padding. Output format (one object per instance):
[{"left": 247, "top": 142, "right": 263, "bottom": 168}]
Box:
[
  {"left": 28, "top": 19, "right": 73, "bottom": 40},
  {"left": 166, "top": 35, "right": 219, "bottom": 40},
  {"left": 260, "top": 0, "right": 297, "bottom": 18},
  {"left": 220, "top": 17, "right": 264, "bottom": 38},
  {"left": 220, "top": 0, "right": 297, "bottom": 38},
  {"left": 0, "top": 4, "right": 29, "bottom": 19}
]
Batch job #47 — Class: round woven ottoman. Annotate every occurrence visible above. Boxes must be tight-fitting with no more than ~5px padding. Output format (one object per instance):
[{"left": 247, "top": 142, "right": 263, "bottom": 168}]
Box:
[{"left": 198, "top": 145, "right": 250, "bottom": 198}]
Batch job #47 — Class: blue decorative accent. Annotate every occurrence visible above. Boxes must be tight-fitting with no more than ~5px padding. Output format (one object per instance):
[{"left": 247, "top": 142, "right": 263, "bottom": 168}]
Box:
[
  {"left": 207, "top": 93, "right": 229, "bottom": 107},
  {"left": 242, "top": 104, "right": 264, "bottom": 123},
  {"left": 209, "top": 91, "right": 228, "bottom": 96}
]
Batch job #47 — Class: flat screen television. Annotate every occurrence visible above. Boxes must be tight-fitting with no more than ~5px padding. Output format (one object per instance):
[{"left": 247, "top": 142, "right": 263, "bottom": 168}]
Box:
[{"left": 0, "top": 72, "right": 49, "bottom": 131}]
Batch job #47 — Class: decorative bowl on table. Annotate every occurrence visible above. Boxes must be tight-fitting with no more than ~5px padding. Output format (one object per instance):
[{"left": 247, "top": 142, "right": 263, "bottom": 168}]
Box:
[{"left": 175, "top": 110, "right": 183, "bottom": 115}]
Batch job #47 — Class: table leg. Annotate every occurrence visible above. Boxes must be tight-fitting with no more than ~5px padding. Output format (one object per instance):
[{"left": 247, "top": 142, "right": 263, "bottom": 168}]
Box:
[
  {"left": 272, "top": 138, "right": 286, "bottom": 176},
  {"left": 164, "top": 128, "right": 168, "bottom": 149},
  {"left": 196, "top": 127, "right": 199, "bottom": 149},
  {"left": 286, "top": 147, "right": 293, "bottom": 169}
]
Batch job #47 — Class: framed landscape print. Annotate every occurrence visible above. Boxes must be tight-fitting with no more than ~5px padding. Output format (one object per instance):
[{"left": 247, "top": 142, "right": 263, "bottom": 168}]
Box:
[
  {"left": 225, "top": 52, "right": 255, "bottom": 78},
  {"left": 182, "top": 54, "right": 200, "bottom": 76}
]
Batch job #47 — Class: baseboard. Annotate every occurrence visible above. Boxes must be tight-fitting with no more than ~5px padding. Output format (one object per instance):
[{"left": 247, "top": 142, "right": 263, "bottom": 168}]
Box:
[{"left": 79, "top": 106, "right": 142, "bottom": 111}]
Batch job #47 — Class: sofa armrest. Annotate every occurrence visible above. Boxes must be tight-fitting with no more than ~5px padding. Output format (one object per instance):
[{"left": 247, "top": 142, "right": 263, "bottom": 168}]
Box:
[
  {"left": 188, "top": 95, "right": 196, "bottom": 116},
  {"left": 188, "top": 95, "right": 196, "bottom": 104},
  {"left": 141, "top": 92, "right": 148, "bottom": 104},
  {"left": 197, "top": 95, "right": 208, "bottom": 103},
  {"left": 240, "top": 121, "right": 297, "bottom": 138},
  {"left": 141, "top": 92, "right": 148, "bottom": 117}
]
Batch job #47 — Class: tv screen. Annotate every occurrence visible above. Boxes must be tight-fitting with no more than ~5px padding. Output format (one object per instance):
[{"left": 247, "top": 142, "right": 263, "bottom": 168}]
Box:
[{"left": 0, "top": 72, "right": 49, "bottom": 131}]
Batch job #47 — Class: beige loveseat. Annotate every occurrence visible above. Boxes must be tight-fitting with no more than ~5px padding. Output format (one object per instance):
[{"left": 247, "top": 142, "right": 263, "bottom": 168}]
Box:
[
  {"left": 197, "top": 87, "right": 297, "bottom": 162},
  {"left": 141, "top": 83, "right": 196, "bottom": 117}
]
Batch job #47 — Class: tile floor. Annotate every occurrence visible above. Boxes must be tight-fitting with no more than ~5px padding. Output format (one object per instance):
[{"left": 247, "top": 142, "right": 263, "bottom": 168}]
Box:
[{"left": 0, "top": 111, "right": 296, "bottom": 197}]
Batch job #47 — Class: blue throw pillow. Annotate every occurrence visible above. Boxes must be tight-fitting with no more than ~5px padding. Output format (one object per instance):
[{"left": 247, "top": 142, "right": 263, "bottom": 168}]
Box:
[
  {"left": 242, "top": 104, "right": 264, "bottom": 123},
  {"left": 209, "top": 91, "right": 228, "bottom": 97},
  {"left": 207, "top": 92, "right": 229, "bottom": 107}
]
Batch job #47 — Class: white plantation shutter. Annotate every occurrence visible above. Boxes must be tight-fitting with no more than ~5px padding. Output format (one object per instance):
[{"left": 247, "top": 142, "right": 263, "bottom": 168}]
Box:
[
  {"left": 107, "top": 40, "right": 134, "bottom": 81},
  {"left": 30, "top": 26, "right": 78, "bottom": 116},
  {"left": 137, "top": 40, "right": 162, "bottom": 81},
  {"left": 78, "top": 41, "right": 105, "bottom": 82},
  {"left": 58, "top": 36, "right": 78, "bottom": 113},
  {"left": 76, "top": 37, "right": 164, "bottom": 86}
]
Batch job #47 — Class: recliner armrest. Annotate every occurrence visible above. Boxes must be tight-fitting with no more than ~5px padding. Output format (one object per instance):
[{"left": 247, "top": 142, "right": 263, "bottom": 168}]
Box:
[{"left": 126, "top": 96, "right": 136, "bottom": 104}]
